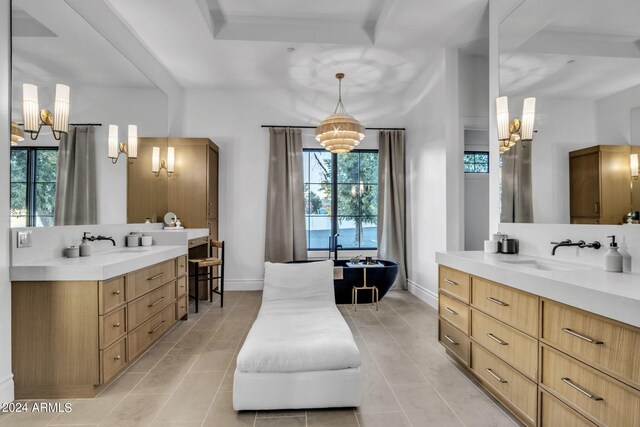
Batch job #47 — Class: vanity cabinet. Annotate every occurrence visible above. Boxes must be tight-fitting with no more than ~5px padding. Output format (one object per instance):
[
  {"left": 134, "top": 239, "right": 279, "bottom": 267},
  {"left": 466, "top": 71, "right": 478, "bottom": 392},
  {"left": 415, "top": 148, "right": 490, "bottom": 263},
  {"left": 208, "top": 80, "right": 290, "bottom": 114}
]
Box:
[
  {"left": 569, "top": 145, "right": 631, "bottom": 225},
  {"left": 438, "top": 264, "right": 640, "bottom": 427},
  {"left": 12, "top": 256, "right": 188, "bottom": 399}
]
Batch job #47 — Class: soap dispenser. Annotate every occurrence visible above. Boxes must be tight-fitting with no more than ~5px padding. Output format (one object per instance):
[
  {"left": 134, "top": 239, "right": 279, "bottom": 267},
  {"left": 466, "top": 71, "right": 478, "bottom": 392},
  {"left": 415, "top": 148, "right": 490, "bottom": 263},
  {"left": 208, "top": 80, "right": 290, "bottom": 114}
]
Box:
[
  {"left": 80, "top": 232, "right": 93, "bottom": 257},
  {"left": 604, "top": 235, "right": 623, "bottom": 273}
]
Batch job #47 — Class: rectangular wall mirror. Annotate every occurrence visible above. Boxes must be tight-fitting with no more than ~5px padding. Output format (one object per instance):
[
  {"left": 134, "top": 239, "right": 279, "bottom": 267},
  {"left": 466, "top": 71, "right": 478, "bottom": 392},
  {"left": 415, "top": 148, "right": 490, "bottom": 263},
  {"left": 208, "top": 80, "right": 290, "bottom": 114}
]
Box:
[
  {"left": 499, "top": 0, "right": 640, "bottom": 225},
  {"left": 10, "top": 0, "right": 168, "bottom": 227}
]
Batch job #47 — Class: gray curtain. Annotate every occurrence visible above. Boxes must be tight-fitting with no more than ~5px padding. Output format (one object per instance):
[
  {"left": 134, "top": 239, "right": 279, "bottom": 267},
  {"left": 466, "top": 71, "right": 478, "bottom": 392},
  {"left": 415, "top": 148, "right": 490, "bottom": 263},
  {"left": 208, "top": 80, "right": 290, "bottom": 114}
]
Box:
[
  {"left": 54, "top": 126, "right": 97, "bottom": 225},
  {"left": 378, "top": 130, "right": 407, "bottom": 290},
  {"left": 500, "top": 141, "right": 533, "bottom": 223},
  {"left": 264, "top": 128, "right": 308, "bottom": 262}
]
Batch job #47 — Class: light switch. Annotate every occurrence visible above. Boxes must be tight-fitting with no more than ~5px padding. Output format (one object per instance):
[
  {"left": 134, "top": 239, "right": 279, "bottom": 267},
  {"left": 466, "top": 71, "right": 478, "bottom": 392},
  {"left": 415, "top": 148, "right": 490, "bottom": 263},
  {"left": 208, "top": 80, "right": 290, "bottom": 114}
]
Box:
[{"left": 17, "top": 230, "right": 32, "bottom": 248}]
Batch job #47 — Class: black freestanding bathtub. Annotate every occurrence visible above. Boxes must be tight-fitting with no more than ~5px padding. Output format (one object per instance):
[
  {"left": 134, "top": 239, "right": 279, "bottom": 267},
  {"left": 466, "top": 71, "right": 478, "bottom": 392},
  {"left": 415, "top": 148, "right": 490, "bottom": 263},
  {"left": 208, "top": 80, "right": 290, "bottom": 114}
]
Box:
[{"left": 289, "top": 260, "right": 399, "bottom": 304}]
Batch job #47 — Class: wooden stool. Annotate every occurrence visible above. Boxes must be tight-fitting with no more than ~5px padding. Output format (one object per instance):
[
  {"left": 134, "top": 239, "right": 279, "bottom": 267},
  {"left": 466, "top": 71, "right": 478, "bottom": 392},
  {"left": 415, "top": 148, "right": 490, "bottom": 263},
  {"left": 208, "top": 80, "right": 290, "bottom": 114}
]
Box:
[
  {"left": 352, "top": 267, "right": 378, "bottom": 311},
  {"left": 188, "top": 240, "right": 225, "bottom": 313}
]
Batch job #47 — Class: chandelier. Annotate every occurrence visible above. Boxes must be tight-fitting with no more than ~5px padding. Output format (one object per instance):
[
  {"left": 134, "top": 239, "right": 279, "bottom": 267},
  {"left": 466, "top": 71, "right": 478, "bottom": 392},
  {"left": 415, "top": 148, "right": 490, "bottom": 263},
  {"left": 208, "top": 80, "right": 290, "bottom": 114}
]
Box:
[{"left": 315, "top": 73, "right": 365, "bottom": 154}]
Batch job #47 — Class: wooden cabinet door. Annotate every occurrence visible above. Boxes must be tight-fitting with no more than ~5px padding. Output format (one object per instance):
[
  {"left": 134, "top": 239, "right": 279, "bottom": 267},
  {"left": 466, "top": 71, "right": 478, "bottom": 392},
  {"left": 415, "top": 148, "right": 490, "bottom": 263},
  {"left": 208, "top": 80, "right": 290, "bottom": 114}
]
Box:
[
  {"left": 208, "top": 146, "right": 218, "bottom": 221},
  {"left": 127, "top": 137, "right": 169, "bottom": 223},
  {"left": 569, "top": 151, "right": 600, "bottom": 221},
  {"left": 168, "top": 141, "right": 208, "bottom": 228}
]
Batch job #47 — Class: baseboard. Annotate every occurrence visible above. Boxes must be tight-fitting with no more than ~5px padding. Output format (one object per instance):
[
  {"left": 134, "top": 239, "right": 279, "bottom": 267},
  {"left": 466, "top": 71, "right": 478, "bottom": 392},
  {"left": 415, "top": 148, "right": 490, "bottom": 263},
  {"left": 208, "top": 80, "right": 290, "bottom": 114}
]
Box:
[
  {"left": 407, "top": 279, "right": 438, "bottom": 309},
  {"left": 225, "top": 279, "right": 263, "bottom": 291},
  {"left": 0, "top": 373, "right": 14, "bottom": 404}
]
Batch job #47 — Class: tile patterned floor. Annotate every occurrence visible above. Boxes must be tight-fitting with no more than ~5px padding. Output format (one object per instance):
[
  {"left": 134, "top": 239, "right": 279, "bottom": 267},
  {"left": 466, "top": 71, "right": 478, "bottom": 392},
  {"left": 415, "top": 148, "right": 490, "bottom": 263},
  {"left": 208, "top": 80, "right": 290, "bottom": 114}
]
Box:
[{"left": 0, "top": 290, "right": 522, "bottom": 426}]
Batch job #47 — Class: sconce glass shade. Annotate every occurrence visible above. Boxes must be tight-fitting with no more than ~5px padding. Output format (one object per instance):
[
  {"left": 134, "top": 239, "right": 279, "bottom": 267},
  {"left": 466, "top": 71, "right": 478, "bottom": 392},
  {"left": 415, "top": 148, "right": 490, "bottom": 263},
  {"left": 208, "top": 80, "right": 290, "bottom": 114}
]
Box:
[
  {"left": 167, "top": 146, "right": 175, "bottom": 173},
  {"left": 496, "top": 96, "right": 510, "bottom": 141},
  {"left": 108, "top": 125, "right": 119, "bottom": 159},
  {"left": 53, "top": 84, "right": 70, "bottom": 133},
  {"left": 152, "top": 146, "right": 160, "bottom": 173},
  {"left": 128, "top": 125, "right": 138, "bottom": 159},
  {"left": 521, "top": 97, "right": 536, "bottom": 141},
  {"left": 23, "top": 84, "right": 39, "bottom": 132},
  {"left": 11, "top": 121, "right": 24, "bottom": 144},
  {"left": 631, "top": 154, "right": 639, "bottom": 178}
]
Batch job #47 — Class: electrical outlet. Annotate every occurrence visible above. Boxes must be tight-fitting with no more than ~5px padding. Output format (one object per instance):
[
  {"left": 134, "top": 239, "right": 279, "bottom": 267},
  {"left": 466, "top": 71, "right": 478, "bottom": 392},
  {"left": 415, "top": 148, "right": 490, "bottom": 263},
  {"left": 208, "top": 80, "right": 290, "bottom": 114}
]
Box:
[{"left": 17, "top": 230, "right": 32, "bottom": 248}]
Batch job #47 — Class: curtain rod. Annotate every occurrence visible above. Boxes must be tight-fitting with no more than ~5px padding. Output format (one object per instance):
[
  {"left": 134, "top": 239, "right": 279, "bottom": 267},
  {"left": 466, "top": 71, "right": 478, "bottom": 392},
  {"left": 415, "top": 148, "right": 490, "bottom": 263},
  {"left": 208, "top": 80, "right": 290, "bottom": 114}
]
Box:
[
  {"left": 16, "top": 123, "right": 103, "bottom": 126},
  {"left": 261, "top": 125, "right": 405, "bottom": 131}
]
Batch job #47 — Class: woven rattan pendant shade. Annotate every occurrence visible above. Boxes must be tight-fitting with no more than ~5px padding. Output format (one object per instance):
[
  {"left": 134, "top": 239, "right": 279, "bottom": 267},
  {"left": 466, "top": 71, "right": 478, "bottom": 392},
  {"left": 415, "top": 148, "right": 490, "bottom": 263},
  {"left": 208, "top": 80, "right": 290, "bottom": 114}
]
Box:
[{"left": 315, "top": 73, "right": 365, "bottom": 154}]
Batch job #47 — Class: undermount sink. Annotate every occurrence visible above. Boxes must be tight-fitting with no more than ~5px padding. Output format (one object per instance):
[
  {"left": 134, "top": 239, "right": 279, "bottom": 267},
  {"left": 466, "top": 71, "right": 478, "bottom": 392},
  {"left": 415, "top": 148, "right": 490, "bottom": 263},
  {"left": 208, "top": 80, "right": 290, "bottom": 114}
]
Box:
[
  {"left": 105, "top": 248, "right": 151, "bottom": 254},
  {"left": 501, "top": 259, "right": 590, "bottom": 272}
]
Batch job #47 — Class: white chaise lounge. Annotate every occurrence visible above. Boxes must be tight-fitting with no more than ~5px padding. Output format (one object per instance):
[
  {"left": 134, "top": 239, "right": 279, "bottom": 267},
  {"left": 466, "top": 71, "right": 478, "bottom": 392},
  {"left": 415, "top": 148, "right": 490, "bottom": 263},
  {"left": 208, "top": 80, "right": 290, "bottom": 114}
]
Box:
[{"left": 233, "top": 260, "right": 361, "bottom": 410}]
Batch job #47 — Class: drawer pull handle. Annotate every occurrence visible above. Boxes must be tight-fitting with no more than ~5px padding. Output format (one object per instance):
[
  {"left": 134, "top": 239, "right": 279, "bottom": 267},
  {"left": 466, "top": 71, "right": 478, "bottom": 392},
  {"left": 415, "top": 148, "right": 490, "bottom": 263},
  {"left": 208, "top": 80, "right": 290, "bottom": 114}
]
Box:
[
  {"left": 113, "top": 355, "right": 121, "bottom": 361},
  {"left": 113, "top": 322, "right": 121, "bottom": 328},
  {"left": 561, "top": 377, "right": 603, "bottom": 401},
  {"left": 148, "top": 296, "right": 165, "bottom": 308},
  {"left": 562, "top": 328, "right": 603, "bottom": 345},
  {"left": 485, "top": 368, "right": 507, "bottom": 384},
  {"left": 444, "top": 335, "right": 459, "bottom": 345},
  {"left": 149, "top": 320, "right": 166, "bottom": 334},
  {"left": 147, "top": 272, "right": 165, "bottom": 281},
  {"left": 180, "top": 264, "right": 185, "bottom": 269},
  {"left": 444, "top": 279, "right": 459, "bottom": 286},
  {"left": 112, "top": 289, "right": 121, "bottom": 295},
  {"left": 444, "top": 307, "right": 458, "bottom": 315},
  {"left": 487, "top": 333, "right": 508, "bottom": 346},
  {"left": 487, "top": 297, "right": 509, "bottom": 307}
]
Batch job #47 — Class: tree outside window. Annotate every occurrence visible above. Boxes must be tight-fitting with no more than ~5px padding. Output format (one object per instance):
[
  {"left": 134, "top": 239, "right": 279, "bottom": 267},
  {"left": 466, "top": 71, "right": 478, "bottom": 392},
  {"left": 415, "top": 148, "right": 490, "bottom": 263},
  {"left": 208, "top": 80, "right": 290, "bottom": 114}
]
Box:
[{"left": 303, "top": 149, "right": 378, "bottom": 250}]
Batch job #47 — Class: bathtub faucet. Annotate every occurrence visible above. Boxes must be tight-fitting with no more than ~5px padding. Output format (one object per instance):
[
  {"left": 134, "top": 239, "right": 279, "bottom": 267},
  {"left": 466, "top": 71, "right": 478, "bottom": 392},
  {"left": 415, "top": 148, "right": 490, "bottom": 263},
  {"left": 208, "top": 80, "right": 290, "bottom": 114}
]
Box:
[{"left": 332, "top": 233, "right": 342, "bottom": 261}]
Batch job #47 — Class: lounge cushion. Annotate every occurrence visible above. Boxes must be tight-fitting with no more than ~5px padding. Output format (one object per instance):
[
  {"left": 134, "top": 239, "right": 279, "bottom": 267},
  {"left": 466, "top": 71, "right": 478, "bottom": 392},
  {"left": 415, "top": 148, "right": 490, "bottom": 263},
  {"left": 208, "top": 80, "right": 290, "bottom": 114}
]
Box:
[
  {"left": 262, "top": 260, "right": 335, "bottom": 303},
  {"left": 237, "top": 299, "right": 361, "bottom": 373}
]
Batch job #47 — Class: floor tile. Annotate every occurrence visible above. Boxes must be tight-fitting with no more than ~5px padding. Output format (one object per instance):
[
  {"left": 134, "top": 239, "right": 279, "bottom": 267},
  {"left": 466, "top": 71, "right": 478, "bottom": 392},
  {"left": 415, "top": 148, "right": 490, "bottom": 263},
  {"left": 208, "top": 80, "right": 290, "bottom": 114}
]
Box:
[
  {"left": 356, "top": 412, "right": 412, "bottom": 427},
  {"left": 307, "top": 408, "right": 359, "bottom": 426},
  {"left": 391, "top": 383, "right": 463, "bottom": 427},
  {"left": 99, "top": 394, "right": 169, "bottom": 426},
  {"left": 153, "top": 371, "right": 224, "bottom": 423},
  {"left": 202, "top": 391, "right": 255, "bottom": 427},
  {"left": 254, "top": 416, "right": 306, "bottom": 427}
]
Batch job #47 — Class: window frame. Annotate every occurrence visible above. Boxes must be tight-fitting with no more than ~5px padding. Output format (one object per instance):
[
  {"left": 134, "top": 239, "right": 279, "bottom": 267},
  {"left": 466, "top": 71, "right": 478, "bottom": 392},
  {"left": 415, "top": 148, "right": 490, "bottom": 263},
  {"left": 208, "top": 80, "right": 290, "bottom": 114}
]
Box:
[
  {"left": 304, "top": 148, "right": 379, "bottom": 251},
  {"left": 10, "top": 147, "right": 58, "bottom": 227},
  {"left": 463, "top": 150, "right": 490, "bottom": 174}
]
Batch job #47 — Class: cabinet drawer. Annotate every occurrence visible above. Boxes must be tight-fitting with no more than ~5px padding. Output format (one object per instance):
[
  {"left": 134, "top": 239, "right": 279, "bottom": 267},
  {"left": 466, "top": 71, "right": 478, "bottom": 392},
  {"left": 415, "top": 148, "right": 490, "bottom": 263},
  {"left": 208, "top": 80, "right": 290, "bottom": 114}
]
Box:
[
  {"left": 471, "top": 309, "right": 538, "bottom": 380},
  {"left": 188, "top": 236, "right": 209, "bottom": 249},
  {"left": 128, "top": 281, "right": 176, "bottom": 330},
  {"left": 99, "top": 306, "right": 127, "bottom": 349},
  {"left": 542, "top": 299, "right": 640, "bottom": 388},
  {"left": 176, "top": 276, "right": 187, "bottom": 298},
  {"left": 541, "top": 345, "right": 640, "bottom": 427},
  {"left": 99, "top": 276, "right": 126, "bottom": 315},
  {"left": 127, "top": 259, "right": 176, "bottom": 301},
  {"left": 177, "top": 294, "right": 188, "bottom": 319},
  {"left": 128, "top": 303, "right": 176, "bottom": 361},
  {"left": 472, "top": 343, "right": 537, "bottom": 425},
  {"left": 438, "top": 265, "right": 470, "bottom": 303},
  {"left": 177, "top": 256, "right": 187, "bottom": 276},
  {"left": 471, "top": 277, "right": 538, "bottom": 337},
  {"left": 540, "top": 389, "right": 596, "bottom": 427},
  {"left": 439, "top": 292, "right": 469, "bottom": 334},
  {"left": 100, "top": 337, "right": 127, "bottom": 384},
  {"left": 439, "top": 318, "right": 470, "bottom": 365}
]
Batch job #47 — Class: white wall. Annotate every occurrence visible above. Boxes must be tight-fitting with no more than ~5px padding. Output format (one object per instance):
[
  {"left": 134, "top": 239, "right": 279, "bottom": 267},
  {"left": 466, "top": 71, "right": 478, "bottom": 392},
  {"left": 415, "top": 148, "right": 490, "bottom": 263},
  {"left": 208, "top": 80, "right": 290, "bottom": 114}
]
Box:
[
  {"left": 404, "top": 49, "right": 462, "bottom": 307},
  {"left": 596, "top": 82, "right": 640, "bottom": 147},
  {"left": 11, "top": 85, "right": 168, "bottom": 224},
  {"left": 1, "top": 0, "right": 13, "bottom": 404},
  {"left": 181, "top": 87, "right": 405, "bottom": 290}
]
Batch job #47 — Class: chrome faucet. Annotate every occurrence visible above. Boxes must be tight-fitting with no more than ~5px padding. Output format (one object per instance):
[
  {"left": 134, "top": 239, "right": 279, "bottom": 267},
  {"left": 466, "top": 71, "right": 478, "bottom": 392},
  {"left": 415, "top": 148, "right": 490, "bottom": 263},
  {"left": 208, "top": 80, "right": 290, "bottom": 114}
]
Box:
[
  {"left": 550, "top": 239, "right": 601, "bottom": 255},
  {"left": 83, "top": 232, "right": 116, "bottom": 246}
]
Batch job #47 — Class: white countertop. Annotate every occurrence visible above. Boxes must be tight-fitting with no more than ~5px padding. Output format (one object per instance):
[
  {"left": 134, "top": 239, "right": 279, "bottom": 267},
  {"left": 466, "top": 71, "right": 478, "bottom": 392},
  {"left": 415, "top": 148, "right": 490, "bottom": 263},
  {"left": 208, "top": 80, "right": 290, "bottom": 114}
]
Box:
[
  {"left": 11, "top": 245, "right": 187, "bottom": 282},
  {"left": 436, "top": 251, "right": 640, "bottom": 328}
]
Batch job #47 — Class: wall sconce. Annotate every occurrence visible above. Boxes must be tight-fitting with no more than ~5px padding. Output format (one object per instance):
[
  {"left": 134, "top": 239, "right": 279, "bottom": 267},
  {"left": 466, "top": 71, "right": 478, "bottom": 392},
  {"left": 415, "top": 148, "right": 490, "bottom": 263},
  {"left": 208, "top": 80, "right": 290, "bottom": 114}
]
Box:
[
  {"left": 152, "top": 146, "right": 175, "bottom": 177},
  {"left": 631, "top": 154, "right": 639, "bottom": 180},
  {"left": 11, "top": 121, "right": 24, "bottom": 145},
  {"left": 22, "top": 83, "right": 70, "bottom": 141},
  {"left": 496, "top": 96, "right": 536, "bottom": 153},
  {"left": 108, "top": 124, "right": 138, "bottom": 164}
]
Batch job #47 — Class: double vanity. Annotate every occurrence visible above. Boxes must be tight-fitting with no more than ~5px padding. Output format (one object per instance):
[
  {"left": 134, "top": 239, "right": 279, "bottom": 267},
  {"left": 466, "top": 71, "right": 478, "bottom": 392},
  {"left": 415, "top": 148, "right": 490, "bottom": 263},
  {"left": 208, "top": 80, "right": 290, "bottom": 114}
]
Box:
[
  {"left": 10, "top": 227, "right": 209, "bottom": 399},
  {"left": 436, "top": 252, "right": 640, "bottom": 427}
]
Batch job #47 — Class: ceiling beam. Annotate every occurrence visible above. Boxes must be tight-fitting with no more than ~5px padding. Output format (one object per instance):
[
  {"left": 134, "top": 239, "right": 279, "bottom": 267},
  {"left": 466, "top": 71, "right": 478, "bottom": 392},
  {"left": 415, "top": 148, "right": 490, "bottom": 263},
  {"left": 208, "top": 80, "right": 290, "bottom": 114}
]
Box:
[{"left": 515, "top": 30, "right": 640, "bottom": 60}]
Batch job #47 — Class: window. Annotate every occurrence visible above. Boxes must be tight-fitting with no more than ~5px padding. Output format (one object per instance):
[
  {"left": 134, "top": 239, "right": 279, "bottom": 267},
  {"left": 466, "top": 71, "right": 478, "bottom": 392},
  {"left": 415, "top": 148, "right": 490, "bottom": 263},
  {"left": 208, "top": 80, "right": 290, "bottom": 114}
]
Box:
[
  {"left": 303, "top": 149, "right": 378, "bottom": 250},
  {"left": 10, "top": 148, "right": 58, "bottom": 227},
  {"left": 464, "top": 151, "right": 489, "bottom": 173}
]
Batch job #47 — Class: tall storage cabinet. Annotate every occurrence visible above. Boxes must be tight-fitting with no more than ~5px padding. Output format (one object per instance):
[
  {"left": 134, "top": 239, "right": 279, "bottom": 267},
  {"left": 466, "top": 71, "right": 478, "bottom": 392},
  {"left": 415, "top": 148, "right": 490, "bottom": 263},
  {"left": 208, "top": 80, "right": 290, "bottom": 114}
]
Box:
[
  {"left": 128, "top": 137, "right": 219, "bottom": 233},
  {"left": 569, "top": 145, "right": 631, "bottom": 224}
]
